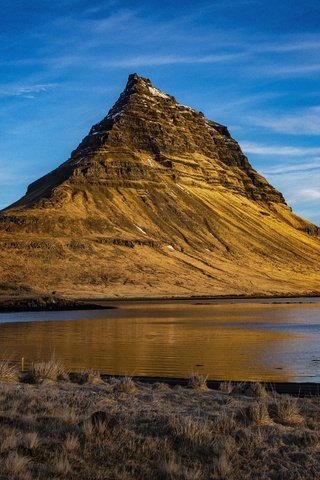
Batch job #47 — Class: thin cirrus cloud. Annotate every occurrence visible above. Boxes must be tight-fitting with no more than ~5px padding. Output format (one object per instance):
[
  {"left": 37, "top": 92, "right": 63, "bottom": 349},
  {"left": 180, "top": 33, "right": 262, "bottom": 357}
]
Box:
[
  {"left": 251, "top": 38, "right": 320, "bottom": 53},
  {"left": 252, "top": 63, "right": 320, "bottom": 78},
  {"left": 259, "top": 167, "right": 320, "bottom": 222},
  {"left": 0, "top": 165, "right": 31, "bottom": 185},
  {"left": 267, "top": 176, "right": 320, "bottom": 204},
  {"left": 241, "top": 143, "right": 320, "bottom": 157},
  {"left": 99, "top": 52, "right": 245, "bottom": 68},
  {"left": 1, "top": 8, "right": 319, "bottom": 78},
  {"left": 261, "top": 159, "right": 320, "bottom": 175},
  {"left": 0, "top": 83, "right": 57, "bottom": 98},
  {"left": 242, "top": 143, "right": 320, "bottom": 221},
  {"left": 294, "top": 188, "right": 320, "bottom": 201},
  {"left": 247, "top": 107, "right": 320, "bottom": 136}
]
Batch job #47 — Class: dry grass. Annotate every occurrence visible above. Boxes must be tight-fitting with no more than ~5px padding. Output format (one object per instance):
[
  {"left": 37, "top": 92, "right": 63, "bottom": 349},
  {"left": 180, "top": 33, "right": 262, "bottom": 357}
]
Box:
[
  {"left": 213, "top": 451, "right": 232, "bottom": 479},
  {"left": 114, "top": 376, "right": 137, "bottom": 394},
  {"left": 161, "top": 457, "right": 203, "bottom": 479},
  {"left": 82, "top": 419, "right": 94, "bottom": 439},
  {"left": 0, "top": 360, "right": 19, "bottom": 383},
  {"left": 0, "top": 370, "right": 319, "bottom": 479},
  {"left": 64, "top": 433, "right": 79, "bottom": 452},
  {"left": 246, "top": 400, "right": 272, "bottom": 425},
  {"left": 23, "top": 359, "right": 68, "bottom": 383},
  {"left": 248, "top": 382, "right": 268, "bottom": 398},
  {"left": 219, "top": 381, "right": 233, "bottom": 394},
  {"left": 188, "top": 373, "right": 208, "bottom": 390},
  {"left": 273, "top": 396, "right": 304, "bottom": 424},
  {"left": 169, "top": 415, "right": 212, "bottom": 445},
  {"left": 70, "top": 369, "right": 102, "bottom": 384},
  {"left": 214, "top": 413, "right": 237, "bottom": 434},
  {"left": 4, "top": 451, "right": 30, "bottom": 475},
  {"left": 54, "top": 453, "right": 72, "bottom": 475},
  {"left": 23, "top": 431, "right": 39, "bottom": 450}
]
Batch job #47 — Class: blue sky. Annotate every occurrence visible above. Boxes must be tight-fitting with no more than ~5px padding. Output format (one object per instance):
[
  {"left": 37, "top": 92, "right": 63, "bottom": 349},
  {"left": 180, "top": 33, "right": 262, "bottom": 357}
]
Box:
[{"left": 1, "top": 0, "right": 319, "bottom": 224}]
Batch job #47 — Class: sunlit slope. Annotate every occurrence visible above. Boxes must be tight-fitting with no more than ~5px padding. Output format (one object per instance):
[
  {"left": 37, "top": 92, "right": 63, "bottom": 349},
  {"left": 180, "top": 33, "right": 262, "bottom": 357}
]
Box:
[
  {"left": 0, "top": 74, "right": 319, "bottom": 298},
  {"left": 0, "top": 181, "right": 319, "bottom": 297}
]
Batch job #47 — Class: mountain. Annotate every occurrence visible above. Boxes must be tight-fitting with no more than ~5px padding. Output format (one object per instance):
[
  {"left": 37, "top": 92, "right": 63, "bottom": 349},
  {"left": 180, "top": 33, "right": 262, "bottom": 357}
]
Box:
[{"left": 0, "top": 73, "right": 319, "bottom": 299}]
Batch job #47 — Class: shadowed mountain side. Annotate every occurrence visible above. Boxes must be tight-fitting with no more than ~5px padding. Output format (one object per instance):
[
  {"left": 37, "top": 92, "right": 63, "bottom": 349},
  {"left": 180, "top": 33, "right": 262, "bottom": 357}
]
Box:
[{"left": 0, "top": 74, "right": 319, "bottom": 298}]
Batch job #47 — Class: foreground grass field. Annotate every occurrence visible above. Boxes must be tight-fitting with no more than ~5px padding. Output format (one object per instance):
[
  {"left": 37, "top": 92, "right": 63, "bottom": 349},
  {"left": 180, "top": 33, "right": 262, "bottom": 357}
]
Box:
[{"left": 0, "top": 363, "right": 319, "bottom": 479}]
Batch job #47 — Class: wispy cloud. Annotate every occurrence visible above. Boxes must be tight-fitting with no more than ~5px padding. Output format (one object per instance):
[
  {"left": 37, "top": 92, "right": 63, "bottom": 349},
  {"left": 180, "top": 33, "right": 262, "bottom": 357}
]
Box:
[
  {"left": 241, "top": 142, "right": 320, "bottom": 156},
  {"left": 0, "top": 166, "right": 30, "bottom": 185},
  {"left": 242, "top": 147, "right": 320, "bottom": 221},
  {"left": 261, "top": 159, "right": 320, "bottom": 175},
  {"left": 99, "top": 52, "right": 245, "bottom": 68},
  {"left": 1, "top": 6, "right": 319, "bottom": 80},
  {"left": 260, "top": 165, "right": 320, "bottom": 222},
  {"left": 247, "top": 107, "right": 320, "bottom": 136},
  {"left": 293, "top": 188, "right": 320, "bottom": 201},
  {"left": 277, "top": 177, "right": 320, "bottom": 204},
  {"left": 250, "top": 38, "right": 320, "bottom": 54},
  {"left": 0, "top": 83, "right": 57, "bottom": 98},
  {"left": 265, "top": 63, "right": 320, "bottom": 77}
]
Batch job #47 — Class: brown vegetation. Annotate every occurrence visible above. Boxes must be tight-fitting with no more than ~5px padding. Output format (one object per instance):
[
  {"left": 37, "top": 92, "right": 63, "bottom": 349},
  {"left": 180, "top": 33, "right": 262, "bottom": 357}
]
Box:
[
  {"left": 22, "top": 359, "right": 68, "bottom": 383},
  {"left": 0, "top": 361, "right": 19, "bottom": 383},
  {"left": 0, "top": 367, "right": 319, "bottom": 479}
]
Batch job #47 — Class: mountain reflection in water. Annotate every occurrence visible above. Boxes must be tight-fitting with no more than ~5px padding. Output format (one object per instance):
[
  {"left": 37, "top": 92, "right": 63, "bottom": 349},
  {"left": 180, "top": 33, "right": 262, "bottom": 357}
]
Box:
[{"left": 0, "top": 299, "right": 320, "bottom": 382}]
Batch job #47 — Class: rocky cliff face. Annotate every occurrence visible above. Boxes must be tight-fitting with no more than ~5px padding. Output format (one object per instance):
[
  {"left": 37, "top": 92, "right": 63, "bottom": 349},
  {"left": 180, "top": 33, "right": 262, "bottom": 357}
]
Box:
[
  {"left": 8, "top": 74, "right": 285, "bottom": 209},
  {"left": 0, "top": 74, "right": 319, "bottom": 298}
]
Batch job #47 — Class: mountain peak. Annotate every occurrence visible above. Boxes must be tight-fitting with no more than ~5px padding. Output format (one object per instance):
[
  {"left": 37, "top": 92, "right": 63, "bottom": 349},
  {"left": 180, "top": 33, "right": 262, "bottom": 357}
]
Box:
[
  {"left": 125, "top": 73, "right": 168, "bottom": 96},
  {"left": 127, "top": 72, "right": 151, "bottom": 87},
  {"left": 3, "top": 74, "right": 290, "bottom": 209},
  {"left": 103, "top": 73, "right": 173, "bottom": 122}
]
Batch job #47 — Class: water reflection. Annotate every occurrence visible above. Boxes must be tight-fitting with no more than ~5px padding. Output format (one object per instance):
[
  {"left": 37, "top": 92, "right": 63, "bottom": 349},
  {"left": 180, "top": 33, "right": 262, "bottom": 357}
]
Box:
[{"left": 0, "top": 300, "right": 319, "bottom": 382}]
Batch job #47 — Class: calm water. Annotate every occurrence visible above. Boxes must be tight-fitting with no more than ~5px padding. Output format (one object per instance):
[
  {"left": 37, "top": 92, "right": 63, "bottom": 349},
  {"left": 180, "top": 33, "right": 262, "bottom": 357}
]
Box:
[{"left": 0, "top": 298, "right": 320, "bottom": 382}]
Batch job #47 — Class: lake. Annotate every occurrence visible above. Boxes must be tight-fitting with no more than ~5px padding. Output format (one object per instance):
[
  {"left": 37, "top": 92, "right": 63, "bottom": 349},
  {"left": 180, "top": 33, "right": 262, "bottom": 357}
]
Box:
[{"left": 1, "top": 298, "right": 320, "bottom": 382}]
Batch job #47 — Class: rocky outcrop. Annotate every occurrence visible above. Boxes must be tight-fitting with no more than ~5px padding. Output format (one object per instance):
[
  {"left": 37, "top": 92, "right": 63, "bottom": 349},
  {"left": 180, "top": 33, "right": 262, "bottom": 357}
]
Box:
[
  {"left": 6, "top": 74, "right": 286, "bottom": 211},
  {"left": 0, "top": 296, "right": 114, "bottom": 312},
  {"left": 0, "top": 74, "right": 319, "bottom": 298}
]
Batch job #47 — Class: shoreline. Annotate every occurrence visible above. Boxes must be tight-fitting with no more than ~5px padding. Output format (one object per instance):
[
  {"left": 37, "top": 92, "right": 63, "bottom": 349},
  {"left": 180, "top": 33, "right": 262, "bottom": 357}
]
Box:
[
  {"left": 0, "top": 292, "right": 320, "bottom": 313},
  {"left": 81, "top": 291, "right": 320, "bottom": 304},
  {"left": 100, "top": 375, "right": 320, "bottom": 395},
  {"left": 0, "top": 295, "right": 115, "bottom": 313}
]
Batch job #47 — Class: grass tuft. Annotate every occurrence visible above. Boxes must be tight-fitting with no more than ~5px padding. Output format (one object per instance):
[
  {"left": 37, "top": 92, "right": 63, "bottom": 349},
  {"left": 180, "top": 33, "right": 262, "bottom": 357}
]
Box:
[
  {"left": 70, "top": 369, "right": 102, "bottom": 384},
  {"left": 273, "top": 397, "right": 304, "bottom": 424},
  {"left": 169, "top": 415, "right": 212, "bottom": 445},
  {"left": 248, "top": 382, "right": 268, "bottom": 398},
  {"left": 64, "top": 433, "right": 79, "bottom": 452},
  {"left": 160, "top": 456, "right": 203, "bottom": 479},
  {"left": 219, "top": 381, "right": 233, "bottom": 394},
  {"left": 82, "top": 419, "right": 94, "bottom": 439},
  {"left": 54, "top": 453, "right": 72, "bottom": 475},
  {"left": 4, "top": 451, "right": 30, "bottom": 475},
  {"left": 188, "top": 373, "right": 208, "bottom": 390},
  {"left": 214, "top": 413, "right": 237, "bottom": 434},
  {"left": 24, "top": 359, "right": 68, "bottom": 383},
  {"left": 213, "top": 451, "right": 232, "bottom": 479},
  {"left": 23, "top": 432, "right": 39, "bottom": 450},
  {"left": 0, "top": 360, "right": 19, "bottom": 383},
  {"left": 246, "top": 401, "right": 271, "bottom": 425},
  {"left": 114, "top": 376, "right": 137, "bottom": 394}
]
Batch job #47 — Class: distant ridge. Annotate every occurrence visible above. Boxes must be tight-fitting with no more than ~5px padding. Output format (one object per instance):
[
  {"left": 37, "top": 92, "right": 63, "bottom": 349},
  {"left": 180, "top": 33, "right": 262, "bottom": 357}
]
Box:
[{"left": 0, "top": 74, "right": 319, "bottom": 298}]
